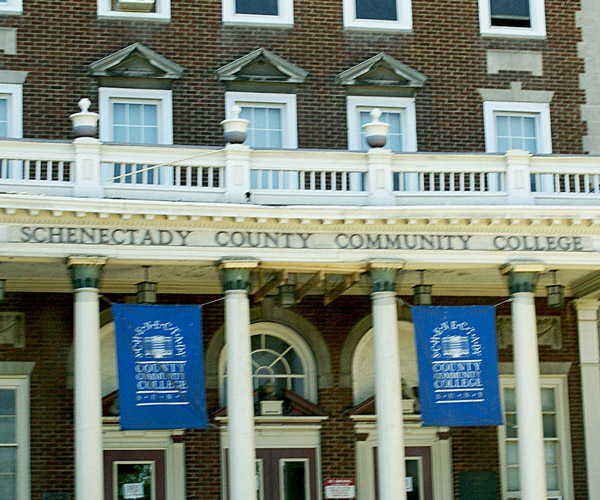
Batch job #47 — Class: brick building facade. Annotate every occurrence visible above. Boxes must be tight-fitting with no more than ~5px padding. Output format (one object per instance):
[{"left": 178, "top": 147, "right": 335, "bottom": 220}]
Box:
[{"left": 1, "top": 1, "right": 600, "bottom": 500}]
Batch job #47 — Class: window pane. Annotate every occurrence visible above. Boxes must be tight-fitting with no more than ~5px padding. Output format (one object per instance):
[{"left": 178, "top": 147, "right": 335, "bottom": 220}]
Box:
[
  {"left": 541, "top": 388, "right": 556, "bottom": 412},
  {"left": 355, "top": 0, "right": 397, "bottom": 20},
  {"left": 0, "top": 417, "right": 16, "bottom": 443},
  {"left": 0, "top": 99, "right": 7, "bottom": 139},
  {"left": 143, "top": 104, "right": 157, "bottom": 126},
  {"left": 0, "top": 447, "right": 16, "bottom": 473},
  {"left": 546, "top": 464, "right": 560, "bottom": 491},
  {"left": 113, "top": 103, "right": 127, "bottom": 125},
  {"left": 506, "top": 441, "right": 519, "bottom": 465},
  {"left": 0, "top": 475, "right": 16, "bottom": 500},
  {"left": 281, "top": 461, "right": 307, "bottom": 500},
  {"left": 129, "top": 126, "right": 142, "bottom": 144},
  {"left": 405, "top": 459, "right": 421, "bottom": 500},
  {"left": 253, "top": 108, "right": 267, "bottom": 129},
  {"left": 236, "top": 0, "right": 278, "bottom": 15},
  {"left": 265, "top": 334, "right": 288, "bottom": 353},
  {"left": 269, "top": 108, "right": 281, "bottom": 129},
  {"left": 269, "top": 131, "right": 282, "bottom": 148},
  {"left": 0, "top": 390, "right": 15, "bottom": 415},
  {"left": 504, "top": 387, "right": 516, "bottom": 412},
  {"left": 523, "top": 116, "right": 536, "bottom": 136},
  {"left": 114, "top": 125, "right": 127, "bottom": 143},
  {"left": 496, "top": 116, "right": 509, "bottom": 136},
  {"left": 497, "top": 137, "right": 510, "bottom": 153},
  {"left": 543, "top": 414, "right": 557, "bottom": 438},
  {"left": 256, "top": 460, "right": 264, "bottom": 500},
  {"left": 116, "top": 462, "right": 153, "bottom": 500},
  {"left": 507, "top": 466, "right": 520, "bottom": 491},
  {"left": 496, "top": 114, "right": 538, "bottom": 153},
  {"left": 490, "top": 0, "right": 531, "bottom": 27},
  {"left": 128, "top": 104, "right": 142, "bottom": 126},
  {"left": 544, "top": 441, "right": 558, "bottom": 465}
]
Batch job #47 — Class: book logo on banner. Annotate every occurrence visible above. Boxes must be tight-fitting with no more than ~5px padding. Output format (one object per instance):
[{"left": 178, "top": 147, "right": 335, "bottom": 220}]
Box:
[
  {"left": 412, "top": 306, "right": 502, "bottom": 427},
  {"left": 112, "top": 304, "right": 208, "bottom": 430}
]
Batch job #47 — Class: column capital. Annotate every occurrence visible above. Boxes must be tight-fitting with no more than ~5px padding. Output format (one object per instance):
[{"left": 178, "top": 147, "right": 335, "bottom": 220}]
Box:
[
  {"left": 219, "top": 259, "right": 259, "bottom": 291},
  {"left": 500, "top": 261, "right": 544, "bottom": 294},
  {"left": 574, "top": 298, "right": 599, "bottom": 320},
  {"left": 367, "top": 260, "right": 404, "bottom": 293},
  {"left": 67, "top": 256, "right": 106, "bottom": 290}
]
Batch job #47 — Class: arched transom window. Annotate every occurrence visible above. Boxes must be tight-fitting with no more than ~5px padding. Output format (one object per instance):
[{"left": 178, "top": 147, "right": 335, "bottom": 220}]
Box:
[{"left": 219, "top": 322, "right": 318, "bottom": 405}]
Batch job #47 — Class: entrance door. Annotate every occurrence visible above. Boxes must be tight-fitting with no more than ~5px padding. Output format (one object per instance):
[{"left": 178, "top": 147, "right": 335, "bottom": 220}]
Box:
[
  {"left": 255, "top": 448, "right": 318, "bottom": 500},
  {"left": 374, "top": 446, "right": 433, "bottom": 500},
  {"left": 104, "top": 450, "right": 166, "bottom": 500}
]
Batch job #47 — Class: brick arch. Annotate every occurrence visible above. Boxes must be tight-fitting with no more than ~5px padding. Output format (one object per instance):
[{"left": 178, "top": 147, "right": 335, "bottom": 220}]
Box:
[
  {"left": 204, "top": 300, "right": 333, "bottom": 391},
  {"left": 338, "top": 300, "right": 412, "bottom": 388}
]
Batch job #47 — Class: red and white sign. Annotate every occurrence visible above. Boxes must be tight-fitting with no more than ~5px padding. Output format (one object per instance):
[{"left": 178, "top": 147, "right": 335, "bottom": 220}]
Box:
[{"left": 324, "top": 478, "right": 356, "bottom": 499}]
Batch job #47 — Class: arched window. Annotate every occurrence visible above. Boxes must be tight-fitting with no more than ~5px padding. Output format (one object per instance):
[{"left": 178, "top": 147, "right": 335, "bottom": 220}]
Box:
[
  {"left": 352, "top": 321, "right": 419, "bottom": 405},
  {"left": 219, "top": 322, "right": 318, "bottom": 405}
]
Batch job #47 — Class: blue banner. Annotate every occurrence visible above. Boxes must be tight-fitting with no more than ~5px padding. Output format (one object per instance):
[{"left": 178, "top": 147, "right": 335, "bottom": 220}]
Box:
[
  {"left": 412, "top": 306, "right": 502, "bottom": 427},
  {"left": 112, "top": 304, "right": 208, "bottom": 430}
]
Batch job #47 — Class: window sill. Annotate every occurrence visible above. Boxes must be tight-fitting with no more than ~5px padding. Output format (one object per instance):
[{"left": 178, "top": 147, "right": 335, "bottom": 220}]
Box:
[
  {"left": 222, "top": 16, "right": 293, "bottom": 28},
  {"left": 97, "top": 11, "right": 170, "bottom": 21},
  {"left": 344, "top": 21, "right": 412, "bottom": 32},
  {"left": 480, "top": 28, "right": 546, "bottom": 39}
]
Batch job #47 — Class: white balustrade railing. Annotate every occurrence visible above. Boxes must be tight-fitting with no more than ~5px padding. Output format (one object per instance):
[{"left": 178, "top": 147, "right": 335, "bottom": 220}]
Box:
[{"left": 1, "top": 139, "right": 600, "bottom": 206}]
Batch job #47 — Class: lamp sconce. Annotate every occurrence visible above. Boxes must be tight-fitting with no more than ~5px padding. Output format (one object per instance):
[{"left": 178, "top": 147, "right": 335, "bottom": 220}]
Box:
[
  {"left": 137, "top": 266, "right": 157, "bottom": 304},
  {"left": 546, "top": 270, "right": 564, "bottom": 308},
  {"left": 278, "top": 282, "right": 296, "bottom": 308},
  {"left": 413, "top": 270, "right": 432, "bottom": 306}
]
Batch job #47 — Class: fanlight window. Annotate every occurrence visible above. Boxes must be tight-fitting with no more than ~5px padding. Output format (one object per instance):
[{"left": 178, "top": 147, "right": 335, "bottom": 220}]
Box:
[{"left": 220, "top": 323, "right": 317, "bottom": 405}]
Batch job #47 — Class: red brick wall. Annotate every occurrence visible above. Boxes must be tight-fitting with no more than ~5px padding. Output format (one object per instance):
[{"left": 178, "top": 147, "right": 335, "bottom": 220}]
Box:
[
  {"left": 0, "top": 292, "right": 75, "bottom": 499},
  {"left": 1, "top": 291, "right": 586, "bottom": 499},
  {"left": 0, "top": 0, "right": 585, "bottom": 152}
]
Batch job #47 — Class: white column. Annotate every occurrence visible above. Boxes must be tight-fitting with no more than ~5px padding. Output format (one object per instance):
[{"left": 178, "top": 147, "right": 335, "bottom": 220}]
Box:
[
  {"left": 221, "top": 260, "right": 258, "bottom": 500},
  {"left": 574, "top": 298, "right": 600, "bottom": 499},
  {"left": 369, "top": 263, "right": 406, "bottom": 500},
  {"left": 505, "top": 267, "right": 546, "bottom": 500},
  {"left": 69, "top": 257, "right": 106, "bottom": 500}
]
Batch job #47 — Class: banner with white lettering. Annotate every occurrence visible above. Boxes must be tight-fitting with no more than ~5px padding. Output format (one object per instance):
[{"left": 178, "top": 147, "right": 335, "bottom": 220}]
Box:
[
  {"left": 412, "top": 306, "right": 502, "bottom": 427},
  {"left": 112, "top": 304, "right": 208, "bottom": 430}
]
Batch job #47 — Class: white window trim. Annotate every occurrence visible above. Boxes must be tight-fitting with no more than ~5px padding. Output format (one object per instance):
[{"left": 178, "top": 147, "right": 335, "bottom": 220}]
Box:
[
  {"left": 97, "top": 0, "right": 170, "bottom": 21},
  {"left": 478, "top": 0, "right": 546, "bottom": 38},
  {"left": 0, "top": 0, "right": 22, "bottom": 15},
  {"left": 0, "top": 376, "right": 30, "bottom": 500},
  {"left": 218, "top": 322, "right": 318, "bottom": 405},
  {"left": 225, "top": 91, "right": 297, "bottom": 149},
  {"left": 343, "top": 0, "right": 412, "bottom": 31},
  {"left": 99, "top": 87, "right": 173, "bottom": 145},
  {"left": 483, "top": 101, "right": 552, "bottom": 153},
  {"left": 347, "top": 96, "right": 417, "bottom": 152},
  {"left": 498, "top": 375, "right": 574, "bottom": 500},
  {"left": 0, "top": 83, "right": 23, "bottom": 138},
  {"left": 222, "top": 0, "right": 293, "bottom": 27}
]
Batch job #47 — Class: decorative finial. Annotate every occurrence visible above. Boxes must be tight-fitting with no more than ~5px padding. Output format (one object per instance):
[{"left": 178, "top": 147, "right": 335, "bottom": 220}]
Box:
[
  {"left": 78, "top": 98, "right": 91, "bottom": 114},
  {"left": 231, "top": 105, "right": 242, "bottom": 119},
  {"left": 70, "top": 97, "right": 99, "bottom": 139},
  {"left": 362, "top": 108, "right": 390, "bottom": 148},
  {"left": 220, "top": 105, "right": 250, "bottom": 145}
]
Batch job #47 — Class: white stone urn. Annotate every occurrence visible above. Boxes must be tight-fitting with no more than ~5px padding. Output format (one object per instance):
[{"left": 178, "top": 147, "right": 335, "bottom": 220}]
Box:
[
  {"left": 361, "top": 108, "right": 390, "bottom": 148},
  {"left": 69, "top": 98, "right": 99, "bottom": 138},
  {"left": 220, "top": 105, "right": 250, "bottom": 144}
]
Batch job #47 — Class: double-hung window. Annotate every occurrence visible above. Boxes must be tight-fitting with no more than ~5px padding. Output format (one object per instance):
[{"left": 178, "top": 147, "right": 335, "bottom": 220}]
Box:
[
  {"left": 225, "top": 92, "right": 297, "bottom": 149},
  {"left": 0, "top": 84, "right": 23, "bottom": 139},
  {"left": 499, "top": 376, "right": 573, "bottom": 500},
  {"left": 347, "top": 96, "right": 417, "bottom": 152},
  {"left": 343, "top": 0, "right": 412, "bottom": 31},
  {"left": 0, "top": 377, "right": 30, "bottom": 500},
  {"left": 97, "top": 0, "right": 171, "bottom": 21},
  {"left": 483, "top": 101, "right": 551, "bottom": 154},
  {"left": 0, "top": 0, "right": 22, "bottom": 15},
  {"left": 99, "top": 88, "right": 173, "bottom": 185},
  {"left": 478, "top": 0, "right": 546, "bottom": 37},
  {"left": 222, "top": 0, "right": 294, "bottom": 26}
]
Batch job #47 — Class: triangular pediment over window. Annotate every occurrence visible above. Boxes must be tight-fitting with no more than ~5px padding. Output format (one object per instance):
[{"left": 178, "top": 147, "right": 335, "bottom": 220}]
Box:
[
  {"left": 336, "top": 53, "right": 426, "bottom": 89},
  {"left": 89, "top": 43, "right": 184, "bottom": 80},
  {"left": 216, "top": 48, "right": 308, "bottom": 84},
  {"left": 213, "top": 389, "right": 328, "bottom": 418}
]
